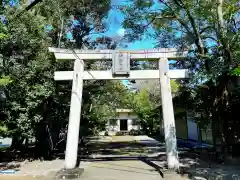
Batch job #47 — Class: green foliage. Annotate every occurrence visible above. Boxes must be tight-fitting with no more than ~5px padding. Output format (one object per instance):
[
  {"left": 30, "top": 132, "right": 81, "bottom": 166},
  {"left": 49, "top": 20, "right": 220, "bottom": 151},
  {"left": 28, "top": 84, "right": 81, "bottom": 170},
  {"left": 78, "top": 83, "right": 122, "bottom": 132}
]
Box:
[
  {"left": 231, "top": 67, "right": 240, "bottom": 76},
  {"left": 131, "top": 89, "right": 160, "bottom": 136},
  {"left": 0, "top": 8, "right": 53, "bottom": 138},
  {"left": 129, "top": 79, "right": 181, "bottom": 135},
  {"left": 170, "top": 80, "right": 181, "bottom": 95},
  {"left": 0, "top": 0, "right": 117, "bottom": 143},
  {"left": 122, "top": 0, "right": 240, "bottom": 154},
  {"left": 0, "top": 76, "right": 12, "bottom": 86},
  {"left": 0, "top": 125, "right": 8, "bottom": 134},
  {"left": 35, "top": 0, "right": 113, "bottom": 49},
  {"left": 0, "top": 19, "right": 8, "bottom": 40},
  {"left": 81, "top": 80, "right": 133, "bottom": 135},
  {"left": 122, "top": 0, "right": 239, "bottom": 71},
  {"left": 0, "top": 33, "right": 8, "bottom": 39},
  {"left": 122, "top": 0, "right": 239, "bottom": 105}
]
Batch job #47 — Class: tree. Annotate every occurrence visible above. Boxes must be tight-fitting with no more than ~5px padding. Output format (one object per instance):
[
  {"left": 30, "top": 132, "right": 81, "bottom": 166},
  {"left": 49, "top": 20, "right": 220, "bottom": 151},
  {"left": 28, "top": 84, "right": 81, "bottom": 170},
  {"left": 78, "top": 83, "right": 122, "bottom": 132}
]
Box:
[
  {"left": 0, "top": 11, "right": 12, "bottom": 135},
  {"left": 122, "top": 0, "right": 239, "bottom": 156},
  {"left": 35, "top": 0, "right": 112, "bottom": 49},
  {"left": 82, "top": 81, "right": 133, "bottom": 135},
  {"left": 130, "top": 79, "right": 181, "bottom": 136},
  {"left": 0, "top": 0, "right": 123, "bottom": 159},
  {"left": 130, "top": 89, "right": 158, "bottom": 136},
  {"left": 0, "top": 7, "right": 55, "bottom": 152}
]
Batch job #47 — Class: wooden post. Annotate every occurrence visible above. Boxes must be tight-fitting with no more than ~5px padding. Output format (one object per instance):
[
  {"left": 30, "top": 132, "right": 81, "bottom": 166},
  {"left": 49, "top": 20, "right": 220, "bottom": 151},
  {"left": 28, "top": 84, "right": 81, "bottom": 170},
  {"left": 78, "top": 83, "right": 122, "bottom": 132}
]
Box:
[
  {"left": 64, "top": 59, "right": 84, "bottom": 169},
  {"left": 159, "top": 58, "right": 179, "bottom": 169}
]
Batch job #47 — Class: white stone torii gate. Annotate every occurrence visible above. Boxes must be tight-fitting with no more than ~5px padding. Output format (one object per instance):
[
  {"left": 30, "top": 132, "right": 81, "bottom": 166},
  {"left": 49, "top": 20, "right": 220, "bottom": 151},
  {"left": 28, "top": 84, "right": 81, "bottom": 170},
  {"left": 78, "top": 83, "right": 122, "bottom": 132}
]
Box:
[{"left": 49, "top": 47, "right": 188, "bottom": 170}]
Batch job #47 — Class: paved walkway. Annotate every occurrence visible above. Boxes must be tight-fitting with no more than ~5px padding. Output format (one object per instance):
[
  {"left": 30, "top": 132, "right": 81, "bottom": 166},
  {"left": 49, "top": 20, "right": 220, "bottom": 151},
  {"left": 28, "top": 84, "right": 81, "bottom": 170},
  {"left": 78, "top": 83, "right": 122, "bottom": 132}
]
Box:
[
  {"left": 0, "top": 161, "right": 188, "bottom": 180},
  {"left": 80, "top": 161, "right": 188, "bottom": 180},
  {"left": 88, "top": 135, "right": 166, "bottom": 158},
  {"left": 80, "top": 135, "right": 188, "bottom": 179},
  {"left": 2, "top": 135, "right": 240, "bottom": 179},
  {"left": 0, "top": 135, "right": 189, "bottom": 180}
]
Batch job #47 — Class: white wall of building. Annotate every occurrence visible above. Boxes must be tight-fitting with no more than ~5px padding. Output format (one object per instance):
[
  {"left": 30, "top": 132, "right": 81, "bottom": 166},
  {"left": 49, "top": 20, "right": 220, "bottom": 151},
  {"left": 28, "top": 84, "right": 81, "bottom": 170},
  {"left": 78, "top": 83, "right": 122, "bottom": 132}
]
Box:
[
  {"left": 104, "top": 110, "right": 141, "bottom": 135},
  {"left": 187, "top": 119, "right": 199, "bottom": 141},
  {"left": 159, "top": 112, "right": 201, "bottom": 141}
]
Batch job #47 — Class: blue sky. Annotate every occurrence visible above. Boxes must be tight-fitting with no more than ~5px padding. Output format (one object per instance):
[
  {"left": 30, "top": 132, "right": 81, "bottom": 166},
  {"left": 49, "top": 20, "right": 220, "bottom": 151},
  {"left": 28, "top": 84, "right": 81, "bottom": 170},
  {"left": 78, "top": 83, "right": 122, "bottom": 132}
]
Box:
[{"left": 96, "top": 0, "right": 158, "bottom": 50}]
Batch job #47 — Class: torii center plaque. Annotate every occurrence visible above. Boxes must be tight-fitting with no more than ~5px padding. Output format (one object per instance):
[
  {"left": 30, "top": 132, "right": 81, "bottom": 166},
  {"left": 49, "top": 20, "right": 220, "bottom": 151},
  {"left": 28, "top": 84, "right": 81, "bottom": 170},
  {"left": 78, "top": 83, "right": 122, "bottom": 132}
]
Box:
[{"left": 112, "top": 51, "right": 130, "bottom": 76}]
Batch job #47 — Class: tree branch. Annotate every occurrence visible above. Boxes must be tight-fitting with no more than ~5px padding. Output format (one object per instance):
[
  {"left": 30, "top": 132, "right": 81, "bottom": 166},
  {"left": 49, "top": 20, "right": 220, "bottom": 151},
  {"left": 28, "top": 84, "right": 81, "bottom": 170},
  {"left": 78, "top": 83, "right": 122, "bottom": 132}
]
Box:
[
  {"left": 216, "top": 0, "right": 232, "bottom": 64},
  {"left": 202, "top": 35, "right": 217, "bottom": 41},
  {"left": 158, "top": 0, "right": 192, "bottom": 34},
  {"left": 200, "top": 26, "right": 213, "bottom": 34},
  {"left": 182, "top": 2, "right": 205, "bottom": 55},
  {"left": 172, "top": 0, "right": 184, "bottom": 8},
  {"left": 143, "top": 13, "right": 159, "bottom": 28}
]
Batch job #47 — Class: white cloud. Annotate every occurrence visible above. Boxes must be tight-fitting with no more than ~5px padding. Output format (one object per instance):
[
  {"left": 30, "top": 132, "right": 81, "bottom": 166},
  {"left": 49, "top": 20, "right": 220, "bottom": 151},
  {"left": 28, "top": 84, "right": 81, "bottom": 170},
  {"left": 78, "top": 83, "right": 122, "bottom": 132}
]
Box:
[{"left": 117, "top": 28, "right": 125, "bottom": 37}]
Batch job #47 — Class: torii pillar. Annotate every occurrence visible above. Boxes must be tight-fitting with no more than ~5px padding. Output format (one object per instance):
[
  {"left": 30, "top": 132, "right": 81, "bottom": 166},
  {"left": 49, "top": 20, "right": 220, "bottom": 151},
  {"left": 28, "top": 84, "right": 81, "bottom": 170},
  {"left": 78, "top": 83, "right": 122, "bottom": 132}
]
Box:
[
  {"left": 159, "top": 57, "right": 179, "bottom": 169},
  {"left": 64, "top": 59, "right": 84, "bottom": 169}
]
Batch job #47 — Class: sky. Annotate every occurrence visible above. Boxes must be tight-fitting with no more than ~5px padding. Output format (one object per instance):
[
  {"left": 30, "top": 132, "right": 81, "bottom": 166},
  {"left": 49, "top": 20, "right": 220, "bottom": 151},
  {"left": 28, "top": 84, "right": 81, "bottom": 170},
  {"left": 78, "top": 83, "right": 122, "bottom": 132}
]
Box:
[{"left": 97, "top": 0, "right": 158, "bottom": 50}]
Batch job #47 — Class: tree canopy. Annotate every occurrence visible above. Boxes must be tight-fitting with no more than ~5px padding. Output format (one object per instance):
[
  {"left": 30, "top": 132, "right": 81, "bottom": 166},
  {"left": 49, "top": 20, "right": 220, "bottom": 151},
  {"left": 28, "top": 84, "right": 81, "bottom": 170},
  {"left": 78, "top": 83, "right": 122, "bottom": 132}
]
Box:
[{"left": 122, "top": 0, "right": 240, "bottom": 155}]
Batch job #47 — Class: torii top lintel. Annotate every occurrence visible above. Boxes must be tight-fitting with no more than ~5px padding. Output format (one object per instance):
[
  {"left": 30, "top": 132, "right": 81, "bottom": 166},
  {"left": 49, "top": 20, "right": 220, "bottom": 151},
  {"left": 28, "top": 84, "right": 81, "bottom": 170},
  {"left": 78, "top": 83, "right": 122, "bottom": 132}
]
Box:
[{"left": 48, "top": 47, "right": 188, "bottom": 60}]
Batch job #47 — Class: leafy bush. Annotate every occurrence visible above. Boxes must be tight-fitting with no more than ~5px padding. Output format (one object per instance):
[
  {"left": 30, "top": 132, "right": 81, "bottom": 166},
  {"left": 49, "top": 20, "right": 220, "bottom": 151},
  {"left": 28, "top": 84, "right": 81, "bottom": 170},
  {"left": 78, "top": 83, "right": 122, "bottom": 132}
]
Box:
[
  {"left": 129, "top": 129, "right": 142, "bottom": 135},
  {"left": 116, "top": 131, "right": 124, "bottom": 136}
]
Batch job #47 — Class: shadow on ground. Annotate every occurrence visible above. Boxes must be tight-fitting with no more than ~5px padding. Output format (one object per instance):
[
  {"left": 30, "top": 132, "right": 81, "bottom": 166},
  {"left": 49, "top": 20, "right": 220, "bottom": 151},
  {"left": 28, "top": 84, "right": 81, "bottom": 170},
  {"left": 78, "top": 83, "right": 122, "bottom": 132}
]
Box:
[
  {"left": 2, "top": 136, "right": 240, "bottom": 179},
  {"left": 86, "top": 140, "right": 165, "bottom": 156},
  {"left": 77, "top": 137, "right": 240, "bottom": 180}
]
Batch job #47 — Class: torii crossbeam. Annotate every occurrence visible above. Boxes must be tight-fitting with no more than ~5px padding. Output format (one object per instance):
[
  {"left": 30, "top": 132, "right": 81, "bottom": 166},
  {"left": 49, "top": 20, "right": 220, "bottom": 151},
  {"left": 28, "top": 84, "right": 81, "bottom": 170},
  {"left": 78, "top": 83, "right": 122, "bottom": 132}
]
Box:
[{"left": 49, "top": 47, "right": 188, "bottom": 171}]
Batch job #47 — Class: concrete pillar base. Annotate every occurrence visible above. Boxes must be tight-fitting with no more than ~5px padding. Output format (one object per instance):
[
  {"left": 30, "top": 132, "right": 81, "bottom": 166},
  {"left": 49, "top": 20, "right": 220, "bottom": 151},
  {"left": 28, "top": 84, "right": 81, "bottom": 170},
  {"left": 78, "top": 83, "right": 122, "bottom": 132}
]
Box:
[{"left": 55, "top": 168, "right": 84, "bottom": 179}]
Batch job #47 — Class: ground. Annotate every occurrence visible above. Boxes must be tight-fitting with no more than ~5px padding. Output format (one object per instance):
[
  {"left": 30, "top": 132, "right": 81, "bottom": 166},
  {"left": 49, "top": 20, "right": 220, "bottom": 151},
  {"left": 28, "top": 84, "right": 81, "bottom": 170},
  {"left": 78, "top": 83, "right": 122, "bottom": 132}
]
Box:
[{"left": 1, "top": 136, "right": 240, "bottom": 180}]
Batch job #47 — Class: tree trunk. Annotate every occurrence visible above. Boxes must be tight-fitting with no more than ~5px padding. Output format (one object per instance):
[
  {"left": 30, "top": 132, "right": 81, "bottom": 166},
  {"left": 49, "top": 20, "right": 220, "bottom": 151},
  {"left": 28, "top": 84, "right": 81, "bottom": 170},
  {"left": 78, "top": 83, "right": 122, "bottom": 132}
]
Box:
[
  {"left": 10, "top": 135, "right": 24, "bottom": 151},
  {"left": 34, "top": 122, "right": 54, "bottom": 160},
  {"left": 211, "top": 118, "right": 217, "bottom": 150}
]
